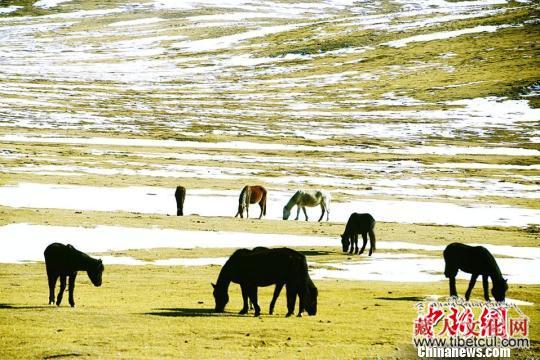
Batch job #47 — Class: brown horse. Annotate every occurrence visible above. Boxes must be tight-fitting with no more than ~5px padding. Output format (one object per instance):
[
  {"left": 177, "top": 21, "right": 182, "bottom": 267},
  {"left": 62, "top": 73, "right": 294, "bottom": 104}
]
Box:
[
  {"left": 235, "top": 185, "right": 267, "bottom": 219},
  {"left": 175, "top": 186, "right": 186, "bottom": 216}
]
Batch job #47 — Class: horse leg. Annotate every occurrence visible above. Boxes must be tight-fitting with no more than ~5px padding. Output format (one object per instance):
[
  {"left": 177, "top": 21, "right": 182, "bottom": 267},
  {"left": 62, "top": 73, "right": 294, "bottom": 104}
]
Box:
[
  {"left": 260, "top": 191, "right": 267, "bottom": 218},
  {"left": 444, "top": 256, "right": 458, "bottom": 297},
  {"left": 296, "top": 283, "right": 307, "bottom": 318},
  {"left": 239, "top": 284, "right": 249, "bottom": 314},
  {"left": 318, "top": 204, "right": 325, "bottom": 222},
  {"left": 348, "top": 235, "right": 355, "bottom": 255},
  {"left": 368, "top": 229, "right": 376, "bottom": 256},
  {"left": 68, "top": 272, "right": 77, "bottom": 307},
  {"left": 295, "top": 206, "right": 300, "bottom": 221},
  {"left": 285, "top": 284, "right": 297, "bottom": 317},
  {"left": 178, "top": 196, "right": 184, "bottom": 216},
  {"left": 482, "top": 275, "right": 490, "bottom": 301},
  {"left": 248, "top": 286, "right": 261, "bottom": 317},
  {"left": 56, "top": 275, "right": 67, "bottom": 306},
  {"left": 465, "top": 274, "right": 478, "bottom": 301},
  {"left": 359, "top": 233, "right": 368, "bottom": 255},
  {"left": 246, "top": 204, "right": 249, "bottom": 219},
  {"left": 258, "top": 202, "right": 264, "bottom": 220},
  {"left": 47, "top": 270, "right": 58, "bottom": 305},
  {"left": 269, "top": 283, "right": 284, "bottom": 315},
  {"left": 302, "top": 207, "right": 308, "bottom": 221},
  {"left": 448, "top": 277, "right": 457, "bottom": 298}
]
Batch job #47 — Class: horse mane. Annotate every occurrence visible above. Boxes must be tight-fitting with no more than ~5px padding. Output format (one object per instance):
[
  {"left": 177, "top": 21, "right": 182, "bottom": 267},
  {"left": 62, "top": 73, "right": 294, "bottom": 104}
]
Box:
[
  {"left": 67, "top": 244, "right": 101, "bottom": 270},
  {"left": 284, "top": 190, "right": 302, "bottom": 211},
  {"left": 239, "top": 185, "right": 250, "bottom": 206},
  {"left": 489, "top": 256, "right": 504, "bottom": 283}
]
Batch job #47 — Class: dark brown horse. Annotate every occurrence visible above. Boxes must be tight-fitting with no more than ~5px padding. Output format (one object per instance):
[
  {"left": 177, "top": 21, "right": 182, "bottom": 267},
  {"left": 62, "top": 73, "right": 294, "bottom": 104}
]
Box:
[
  {"left": 444, "top": 243, "right": 508, "bottom": 302},
  {"left": 235, "top": 185, "right": 267, "bottom": 219},
  {"left": 175, "top": 186, "right": 186, "bottom": 216},
  {"left": 44, "top": 243, "right": 104, "bottom": 307},
  {"left": 341, "top": 213, "right": 376, "bottom": 256},
  {"left": 212, "top": 247, "right": 317, "bottom": 317}
]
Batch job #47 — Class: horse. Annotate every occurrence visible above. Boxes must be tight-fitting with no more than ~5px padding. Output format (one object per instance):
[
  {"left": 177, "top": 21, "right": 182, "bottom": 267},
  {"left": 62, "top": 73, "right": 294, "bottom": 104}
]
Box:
[
  {"left": 44, "top": 243, "right": 104, "bottom": 307},
  {"left": 212, "top": 247, "right": 317, "bottom": 317},
  {"left": 282, "top": 190, "right": 330, "bottom": 222},
  {"left": 443, "top": 243, "right": 508, "bottom": 302},
  {"left": 234, "top": 185, "right": 267, "bottom": 219},
  {"left": 175, "top": 186, "right": 186, "bottom": 216},
  {"left": 341, "top": 213, "right": 376, "bottom": 256}
]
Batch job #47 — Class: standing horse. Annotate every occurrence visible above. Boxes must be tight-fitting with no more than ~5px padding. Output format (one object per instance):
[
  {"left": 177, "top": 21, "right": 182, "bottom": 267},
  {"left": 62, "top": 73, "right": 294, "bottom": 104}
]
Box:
[
  {"left": 443, "top": 243, "right": 508, "bottom": 302},
  {"left": 341, "top": 213, "right": 376, "bottom": 256},
  {"left": 212, "top": 247, "right": 317, "bottom": 317},
  {"left": 175, "top": 186, "right": 186, "bottom": 216},
  {"left": 282, "top": 190, "right": 330, "bottom": 222},
  {"left": 235, "top": 185, "right": 267, "bottom": 219},
  {"left": 44, "top": 243, "right": 104, "bottom": 307}
]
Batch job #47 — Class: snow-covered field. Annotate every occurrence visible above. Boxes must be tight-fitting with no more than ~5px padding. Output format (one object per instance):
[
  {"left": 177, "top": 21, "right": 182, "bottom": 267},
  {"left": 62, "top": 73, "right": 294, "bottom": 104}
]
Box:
[{"left": 0, "top": 0, "right": 538, "bottom": 286}]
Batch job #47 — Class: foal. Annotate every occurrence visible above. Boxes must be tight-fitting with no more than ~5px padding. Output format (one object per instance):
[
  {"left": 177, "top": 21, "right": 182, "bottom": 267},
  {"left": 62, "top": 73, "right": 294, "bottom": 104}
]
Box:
[
  {"left": 44, "top": 243, "right": 104, "bottom": 307},
  {"left": 443, "top": 243, "right": 508, "bottom": 302},
  {"left": 341, "top": 213, "right": 376, "bottom": 256}
]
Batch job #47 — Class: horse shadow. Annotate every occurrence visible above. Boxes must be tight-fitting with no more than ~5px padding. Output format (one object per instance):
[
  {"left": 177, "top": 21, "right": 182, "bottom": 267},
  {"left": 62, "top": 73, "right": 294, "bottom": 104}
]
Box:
[
  {"left": 298, "top": 250, "right": 333, "bottom": 257},
  {"left": 144, "top": 308, "right": 244, "bottom": 318},
  {"left": 375, "top": 296, "right": 424, "bottom": 302},
  {"left": 0, "top": 303, "right": 52, "bottom": 310}
]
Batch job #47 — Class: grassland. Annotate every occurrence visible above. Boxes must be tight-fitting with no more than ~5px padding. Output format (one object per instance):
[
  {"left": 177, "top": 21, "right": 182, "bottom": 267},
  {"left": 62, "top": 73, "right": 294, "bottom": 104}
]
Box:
[{"left": 0, "top": 260, "right": 538, "bottom": 359}]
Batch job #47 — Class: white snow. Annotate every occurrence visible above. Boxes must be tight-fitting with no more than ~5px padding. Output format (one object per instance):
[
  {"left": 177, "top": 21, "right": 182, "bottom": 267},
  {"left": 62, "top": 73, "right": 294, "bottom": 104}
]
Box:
[{"left": 384, "top": 25, "right": 503, "bottom": 48}]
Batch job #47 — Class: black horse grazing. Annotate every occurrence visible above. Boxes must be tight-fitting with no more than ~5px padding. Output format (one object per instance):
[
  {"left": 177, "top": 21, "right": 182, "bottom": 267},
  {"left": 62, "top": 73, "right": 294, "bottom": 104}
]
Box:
[
  {"left": 444, "top": 243, "right": 508, "bottom": 302},
  {"left": 175, "top": 186, "right": 186, "bottom": 216},
  {"left": 212, "top": 247, "right": 317, "bottom": 317},
  {"left": 44, "top": 243, "right": 104, "bottom": 307},
  {"left": 341, "top": 213, "right": 376, "bottom": 256}
]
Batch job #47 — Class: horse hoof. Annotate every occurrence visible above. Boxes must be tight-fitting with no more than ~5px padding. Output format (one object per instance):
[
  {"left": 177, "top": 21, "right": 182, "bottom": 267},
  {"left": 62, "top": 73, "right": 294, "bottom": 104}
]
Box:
[
  {"left": 286, "top": 313, "right": 293, "bottom": 317},
  {"left": 297, "top": 313, "right": 302, "bottom": 318},
  {"left": 239, "top": 310, "right": 248, "bottom": 315},
  {"left": 254, "top": 312, "right": 261, "bottom": 317}
]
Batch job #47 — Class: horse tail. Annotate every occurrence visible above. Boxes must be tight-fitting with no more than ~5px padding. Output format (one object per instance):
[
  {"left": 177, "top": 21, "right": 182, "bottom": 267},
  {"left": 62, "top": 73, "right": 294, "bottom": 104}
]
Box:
[{"left": 324, "top": 192, "right": 331, "bottom": 220}]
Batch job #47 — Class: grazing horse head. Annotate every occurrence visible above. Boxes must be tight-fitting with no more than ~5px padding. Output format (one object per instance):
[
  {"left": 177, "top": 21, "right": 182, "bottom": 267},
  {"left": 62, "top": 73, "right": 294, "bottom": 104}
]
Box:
[
  {"left": 491, "top": 278, "right": 508, "bottom": 302},
  {"left": 212, "top": 283, "right": 229, "bottom": 312},
  {"left": 283, "top": 206, "right": 291, "bottom": 220},
  {"left": 340, "top": 234, "right": 350, "bottom": 253},
  {"left": 305, "top": 282, "right": 318, "bottom": 316},
  {"left": 87, "top": 260, "right": 104, "bottom": 287}
]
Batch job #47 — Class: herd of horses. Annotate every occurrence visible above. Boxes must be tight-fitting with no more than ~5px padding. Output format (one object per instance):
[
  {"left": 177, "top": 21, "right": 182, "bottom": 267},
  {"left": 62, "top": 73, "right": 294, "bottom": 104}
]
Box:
[
  {"left": 175, "top": 185, "right": 330, "bottom": 222},
  {"left": 43, "top": 184, "right": 509, "bottom": 315}
]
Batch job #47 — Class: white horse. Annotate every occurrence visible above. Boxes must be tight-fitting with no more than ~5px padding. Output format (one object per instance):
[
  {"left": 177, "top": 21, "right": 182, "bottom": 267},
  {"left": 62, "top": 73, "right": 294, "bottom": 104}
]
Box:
[{"left": 283, "top": 190, "right": 331, "bottom": 222}]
